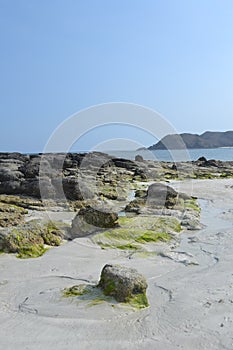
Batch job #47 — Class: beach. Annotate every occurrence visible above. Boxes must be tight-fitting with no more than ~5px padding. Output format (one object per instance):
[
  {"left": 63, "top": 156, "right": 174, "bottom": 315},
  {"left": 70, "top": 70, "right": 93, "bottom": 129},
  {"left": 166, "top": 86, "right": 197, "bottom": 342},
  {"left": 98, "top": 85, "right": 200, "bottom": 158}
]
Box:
[{"left": 0, "top": 178, "right": 233, "bottom": 350}]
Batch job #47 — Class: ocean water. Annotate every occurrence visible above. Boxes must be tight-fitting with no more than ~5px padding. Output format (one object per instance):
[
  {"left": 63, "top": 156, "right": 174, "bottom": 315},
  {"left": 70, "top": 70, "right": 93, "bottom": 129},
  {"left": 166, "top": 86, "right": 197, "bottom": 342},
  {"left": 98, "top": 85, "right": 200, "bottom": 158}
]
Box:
[{"left": 106, "top": 147, "right": 233, "bottom": 162}]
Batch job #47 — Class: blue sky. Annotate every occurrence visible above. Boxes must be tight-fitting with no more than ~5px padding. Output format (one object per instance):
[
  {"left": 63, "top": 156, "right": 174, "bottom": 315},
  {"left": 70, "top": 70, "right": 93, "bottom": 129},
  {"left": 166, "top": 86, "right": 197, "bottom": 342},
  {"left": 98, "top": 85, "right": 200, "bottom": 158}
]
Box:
[{"left": 0, "top": 0, "right": 233, "bottom": 152}]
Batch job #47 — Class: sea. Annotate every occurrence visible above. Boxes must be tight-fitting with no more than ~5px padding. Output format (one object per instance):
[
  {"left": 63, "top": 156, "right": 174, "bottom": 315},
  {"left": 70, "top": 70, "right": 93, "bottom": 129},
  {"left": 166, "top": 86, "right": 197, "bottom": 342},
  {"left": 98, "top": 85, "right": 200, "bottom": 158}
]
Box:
[{"left": 105, "top": 147, "right": 233, "bottom": 162}]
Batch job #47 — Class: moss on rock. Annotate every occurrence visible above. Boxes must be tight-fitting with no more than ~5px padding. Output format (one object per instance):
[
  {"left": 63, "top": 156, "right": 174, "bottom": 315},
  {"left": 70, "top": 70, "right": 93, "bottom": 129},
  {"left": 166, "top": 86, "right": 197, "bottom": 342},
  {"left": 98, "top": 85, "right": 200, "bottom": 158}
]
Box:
[
  {"left": 0, "top": 220, "right": 66, "bottom": 258},
  {"left": 0, "top": 202, "right": 27, "bottom": 227},
  {"left": 92, "top": 215, "right": 181, "bottom": 251}
]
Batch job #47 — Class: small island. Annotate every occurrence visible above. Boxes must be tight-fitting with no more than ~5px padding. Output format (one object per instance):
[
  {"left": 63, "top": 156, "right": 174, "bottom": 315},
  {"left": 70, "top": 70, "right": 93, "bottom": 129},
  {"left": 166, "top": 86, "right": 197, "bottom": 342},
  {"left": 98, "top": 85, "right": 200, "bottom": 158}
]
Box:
[{"left": 148, "top": 131, "right": 233, "bottom": 150}]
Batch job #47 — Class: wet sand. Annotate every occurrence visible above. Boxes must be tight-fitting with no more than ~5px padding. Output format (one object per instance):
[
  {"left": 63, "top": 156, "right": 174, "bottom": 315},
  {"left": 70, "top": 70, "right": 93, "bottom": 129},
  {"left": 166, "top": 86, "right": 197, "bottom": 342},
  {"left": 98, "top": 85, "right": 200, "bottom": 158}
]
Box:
[{"left": 0, "top": 179, "right": 233, "bottom": 350}]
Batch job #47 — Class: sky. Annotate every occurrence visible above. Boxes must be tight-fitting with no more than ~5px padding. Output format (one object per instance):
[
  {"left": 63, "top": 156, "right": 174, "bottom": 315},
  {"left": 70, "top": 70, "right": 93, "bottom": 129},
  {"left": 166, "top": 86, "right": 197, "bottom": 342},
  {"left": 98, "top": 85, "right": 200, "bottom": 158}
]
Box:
[{"left": 0, "top": 0, "right": 233, "bottom": 152}]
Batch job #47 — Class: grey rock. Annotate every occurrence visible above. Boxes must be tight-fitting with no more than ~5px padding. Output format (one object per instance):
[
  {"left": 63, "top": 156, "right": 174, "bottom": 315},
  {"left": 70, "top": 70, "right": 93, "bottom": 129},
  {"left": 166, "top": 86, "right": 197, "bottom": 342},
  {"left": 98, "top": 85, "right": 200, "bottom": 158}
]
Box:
[
  {"left": 135, "top": 155, "right": 144, "bottom": 162},
  {"left": 70, "top": 206, "right": 118, "bottom": 238},
  {"left": 98, "top": 264, "right": 148, "bottom": 303},
  {"left": 147, "top": 183, "right": 178, "bottom": 208}
]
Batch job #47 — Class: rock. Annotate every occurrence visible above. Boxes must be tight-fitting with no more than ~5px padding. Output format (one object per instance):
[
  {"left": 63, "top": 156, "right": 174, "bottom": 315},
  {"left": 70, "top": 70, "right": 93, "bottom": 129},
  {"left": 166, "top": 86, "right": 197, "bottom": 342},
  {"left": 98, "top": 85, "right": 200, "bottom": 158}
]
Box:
[
  {"left": 0, "top": 221, "right": 65, "bottom": 258},
  {"left": 0, "top": 202, "right": 27, "bottom": 227},
  {"left": 147, "top": 183, "right": 178, "bottom": 208},
  {"left": 125, "top": 198, "right": 145, "bottom": 214},
  {"left": 98, "top": 264, "right": 148, "bottom": 306},
  {"left": 196, "top": 157, "right": 222, "bottom": 168},
  {"left": 197, "top": 156, "right": 207, "bottom": 162},
  {"left": 61, "top": 177, "right": 84, "bottom": 200},
  {"left": 70, "top": 206, "right": 118, "bottom": 237},
  {"left": 133, "top": 168, "right": 147, "bottom": 180},
  {"left": 0, "top": 194, "right": 44, "bottom": 211},
  {"left": 171, "top": 163, "right": 177, "bottom": 171},
  {"left": 134, "top": 189, "right": 147, "bottom": 198},
  {"left": 135, "top": 155, "right": 144, "bottom": 162},
  {"left": 0, "top": 223, "right": 45, "bottom": 258},
  {"left": 112, "top": 158, "right": 136, "bottom": 171}
]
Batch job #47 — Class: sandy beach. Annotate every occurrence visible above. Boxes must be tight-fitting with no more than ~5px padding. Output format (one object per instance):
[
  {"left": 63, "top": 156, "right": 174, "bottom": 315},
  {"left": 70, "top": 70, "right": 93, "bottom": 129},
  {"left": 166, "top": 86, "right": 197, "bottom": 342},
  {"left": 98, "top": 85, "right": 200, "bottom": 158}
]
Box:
[{"left": 0, "top": 178, "right": 232, "bottom": 349}]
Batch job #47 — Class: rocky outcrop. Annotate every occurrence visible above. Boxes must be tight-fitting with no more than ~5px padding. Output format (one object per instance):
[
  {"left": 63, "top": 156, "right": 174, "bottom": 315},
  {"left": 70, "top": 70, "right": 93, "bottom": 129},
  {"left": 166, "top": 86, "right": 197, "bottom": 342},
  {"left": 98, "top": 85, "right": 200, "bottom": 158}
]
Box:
[
  {"left": 98, "top": 264, "right": 148, "bottom": 307},
  {"left": 0, "top": 152, "right": 233, "bottom": 203},
  {"left": 0, "top": 221, "right": 65, "bottom": 258},
  {"left": 195, "top": 157, "right": 223, "bottom": 168}
]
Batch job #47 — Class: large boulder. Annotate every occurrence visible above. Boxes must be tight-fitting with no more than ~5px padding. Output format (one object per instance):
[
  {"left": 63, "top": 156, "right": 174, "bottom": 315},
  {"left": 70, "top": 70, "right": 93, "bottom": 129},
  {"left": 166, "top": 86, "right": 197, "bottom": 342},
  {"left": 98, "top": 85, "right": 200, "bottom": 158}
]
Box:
[
  {"left": 70, "top": 206, "right": 118, "bottom": 238},
  {"left": 98, "top": 264, "right": 148, "bottom": 307},
  {"left": 146, "top": 183, "right": 178, "bottom": 208}
]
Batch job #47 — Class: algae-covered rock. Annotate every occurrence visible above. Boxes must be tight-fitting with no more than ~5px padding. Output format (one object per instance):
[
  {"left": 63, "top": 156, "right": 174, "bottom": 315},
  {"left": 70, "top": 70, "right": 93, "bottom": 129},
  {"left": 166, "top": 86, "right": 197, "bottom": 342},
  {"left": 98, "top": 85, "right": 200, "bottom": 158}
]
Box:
[
  {"left": 71, "top": 205, "right": 118, "bottom": 237},
  {"left": 0, "top": 194, "right": 44, "bottom": 211},
  {"left": 0, "top": 220, "right": 65, "bottom": 258},
  {"left": 0, "top": 223, "right": 45, "bottom": 258},
  {"left": 0, "top": 202, "right": 27, "bottom": 227},
  {"left": 98, "top": 264, "right": 148, "bottom": 307},
  {"left": 92, "top": 215, "right": 181, "bottom": 251}
]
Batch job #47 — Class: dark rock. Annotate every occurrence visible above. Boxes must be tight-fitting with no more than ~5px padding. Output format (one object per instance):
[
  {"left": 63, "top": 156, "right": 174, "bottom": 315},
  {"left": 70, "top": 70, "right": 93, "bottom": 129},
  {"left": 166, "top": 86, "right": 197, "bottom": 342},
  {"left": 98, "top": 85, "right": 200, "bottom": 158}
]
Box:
[
  {"left": 196, "top": 157, "right": 222, "bottom": 168},
  {"left": 198, "top": 156, "right": 207, "bottom": 162},
  {"left": 71, "top": 206, "right": 118, "bottom": 237},
  {"left": 125, "top": 198, "right": 145, "bottom": 214},
  {"left": 98, "top": 264, "right": 148, "bottom": 304},
  {"left": 133, "top": 168, "right": 147, "bottom": 180},
  {"left": 134, "top": 189, "right": 147, "bottom": 198},
  {"left": 61, "top": 177, "right": 83, "bottom": 201},
  {"left": 112, "top": 158, "right": 136, "bottom": 171},
  {"left": 147, "top": 183, "right": 178, "bottom": 208},
  {"left": 135, "top": 155, "right": 144, "bottom": 162}
]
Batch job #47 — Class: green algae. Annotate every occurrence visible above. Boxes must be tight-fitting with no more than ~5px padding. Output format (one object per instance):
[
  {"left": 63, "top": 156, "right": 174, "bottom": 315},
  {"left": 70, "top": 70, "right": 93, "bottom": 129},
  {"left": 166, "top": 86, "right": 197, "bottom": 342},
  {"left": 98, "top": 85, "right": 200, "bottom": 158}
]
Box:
[
  {"left": 126, "top": 293, "right": 149, "bottom": 309},
  {"left": 63, "top": 284, "right": 114, "bottom": 307},
  {"left": 219, "top": 172, "right": 233, "bottom": 178},
  {"left": 0, "top": 220, "right": 66, "bottom": 259},
  {"left": 17, "top": 245, "right": 48, "bottom": 259},
  {"left": 92, "top": 215, "right": 181, "bottom": 251},
  {"left": 63, "top": 284, "right": 92, "bottom": 297},
  {"left": 184, "top": 198, "right": 201, "bottom": 213},
  {"left": 135, "top": 231, "right": 172, "bottom": 244},
  {"left": 63, "top": 283, "right": 149, "bottom": 309}
]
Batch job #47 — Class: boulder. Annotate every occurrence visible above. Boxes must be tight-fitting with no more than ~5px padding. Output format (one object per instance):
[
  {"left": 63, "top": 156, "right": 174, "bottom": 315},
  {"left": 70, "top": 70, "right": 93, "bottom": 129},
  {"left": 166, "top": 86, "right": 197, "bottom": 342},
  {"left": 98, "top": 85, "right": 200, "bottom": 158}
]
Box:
[
  {"left": 196, "top": 157, "right": 222, "bottom": 168},
  {"left": 125, "top": 198, "right": 145, "bottom": 214},
  {"left": 135, "top": 155, "right": 144, "bottom": 162},
  {"left": 146, "top": 183, "right": 178, "bottom": 208},
  {"left": 98, "top": 264, "right": 148, "bottom": 306},
  {"left": 70, "top": 206, "right": 118, "bottom": 237}
]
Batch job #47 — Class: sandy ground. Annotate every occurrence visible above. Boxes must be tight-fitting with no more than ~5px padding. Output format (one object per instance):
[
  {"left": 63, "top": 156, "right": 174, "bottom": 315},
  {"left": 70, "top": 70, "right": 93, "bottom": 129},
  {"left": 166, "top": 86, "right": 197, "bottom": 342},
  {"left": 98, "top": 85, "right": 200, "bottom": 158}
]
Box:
[{"left": 1, "top": 179, "right": 233, "bottom": 350}]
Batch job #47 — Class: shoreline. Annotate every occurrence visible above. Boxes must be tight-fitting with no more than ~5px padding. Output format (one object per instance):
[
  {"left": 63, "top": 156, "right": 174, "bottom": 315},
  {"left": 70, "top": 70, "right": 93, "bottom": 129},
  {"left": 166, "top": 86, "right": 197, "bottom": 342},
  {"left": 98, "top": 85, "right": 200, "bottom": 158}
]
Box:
[
  {"left": 1, "top": 151, "right": 233, "bottom": 348},
  {"left": 0, "top": 179, "right": 233, "bottom": 349}
]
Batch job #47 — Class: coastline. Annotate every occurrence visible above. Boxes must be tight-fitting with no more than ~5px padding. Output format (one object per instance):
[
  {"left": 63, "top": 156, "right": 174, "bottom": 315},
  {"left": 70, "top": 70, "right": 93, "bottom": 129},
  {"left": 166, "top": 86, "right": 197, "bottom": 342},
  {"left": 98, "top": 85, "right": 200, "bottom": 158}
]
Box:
[
  {"left": 0, "top": 153, "right": 233, "bottom": 348},
  {"left": 0, "top": 178, "right": 233, "bottom": 349}
]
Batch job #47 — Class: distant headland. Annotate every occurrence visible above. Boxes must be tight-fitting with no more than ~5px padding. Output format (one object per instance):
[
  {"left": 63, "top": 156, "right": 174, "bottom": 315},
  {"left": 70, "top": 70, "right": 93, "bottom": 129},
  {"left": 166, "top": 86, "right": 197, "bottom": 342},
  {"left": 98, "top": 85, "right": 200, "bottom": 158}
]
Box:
[{"left": 148, "top": 131, "right": 233, "bottom": 150}]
